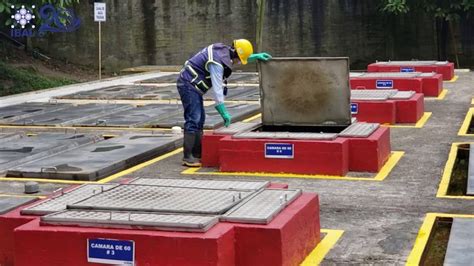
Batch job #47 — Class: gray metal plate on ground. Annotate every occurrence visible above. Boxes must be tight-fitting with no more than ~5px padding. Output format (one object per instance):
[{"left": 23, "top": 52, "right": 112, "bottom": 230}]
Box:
[
  {"left": 7, "top": 104, "right": 132, "bottom": 126},
  {"left": 374, "top": 60, "right": 441, "bottom": 65},
  {"left": 338, "top": 123, "right": 380, "bottom": 138},
  {"left": 138, "top": 72, "right": 259, "bottom": 84},
  {"left": 221, "top": 189, "right": 301, "bottom": 224},
  {"left": 0, "top": 197, "right": 37, "bottom": 215},
  {"left": 21, "top": 184, "right": 118, "bottom": 215},
  {"left": 41, "top": 210, "right": 219, "bottom": 232},
  {"left": 390, "top": 91, "right": 415, "bottom": 99},
  {"left": 0, "top": 133, "right": 100, "bottom": 173},
  {"left": 150, "top": 103, "right": 260, "bottom": 129},
  {"left": 351, "top": 72, "right": 421, "bottom": 78},
  {"left": 467, "top": 144, "right": 474, "bottom": 195},
  {"left": 233, "top": 131, "right": 338, "bottom": 140},
  {"left": 74, "top": 104, "right": 182, "bottom": 127},
  {"left": 214, "top": 122, "right": 260, "bottom": 135},
  {"left": 444, "top": 218, "right": 474, "bottom": 265},
  {"left": 130, "top": 178, "right": 269, "bottom": 191},
  {"left": 55, "top": 85, "right": 155, "bottom": 100},
  {"left": 351, "top": 90, "right": 398, "bottom": 101},
  {"left": 0, "top": 103, "right": 69, "bottom": 123},
  {"left": 6, "top": 134, "right": 181, "bottom": 181},
  {"left": 259, "top": 57, "right": 351, "bottom": 127},
  {"left": 68, "top": 184, "right": 252, "bottom": 215}
]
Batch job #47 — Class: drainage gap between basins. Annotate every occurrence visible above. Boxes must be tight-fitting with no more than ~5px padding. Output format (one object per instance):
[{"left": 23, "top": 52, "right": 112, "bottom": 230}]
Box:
[
  {"left": 420, "top": 217, "right": 452, "bottom": 266},
  {"left": 469, "top": 114, "right": 474, "bottom": 134},
  {"left": 447, "top": 144, "right": 469, "bottom": 196}
]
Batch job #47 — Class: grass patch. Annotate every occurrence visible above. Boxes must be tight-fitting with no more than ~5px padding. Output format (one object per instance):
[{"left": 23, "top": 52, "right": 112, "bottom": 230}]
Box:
[
  {"left": 0, "top": 61, "right": 76, "bottom": 96},
  {"left": 447, "top": 144, "right": 469, "bottom": 196},
  {"left": 421, "top": 217, "right": 452, "bottom": 266}
]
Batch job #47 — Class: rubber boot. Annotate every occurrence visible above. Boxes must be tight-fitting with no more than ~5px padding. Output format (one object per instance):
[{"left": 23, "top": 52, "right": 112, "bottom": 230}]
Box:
[
  {"left": 193, "top": 131, "right": 202, "bottom": 159},
  {"left": 183, "top": 132, "right": 202, "bottom": 167}
]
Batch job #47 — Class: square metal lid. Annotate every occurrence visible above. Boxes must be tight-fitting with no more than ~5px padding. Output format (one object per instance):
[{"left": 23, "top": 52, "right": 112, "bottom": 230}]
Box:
[{"left": 258, "top": 57, "right": 351, "bottom": 127}]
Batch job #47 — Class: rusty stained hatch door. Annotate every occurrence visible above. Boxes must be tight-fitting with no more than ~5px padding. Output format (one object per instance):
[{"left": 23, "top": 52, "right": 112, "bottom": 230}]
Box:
[{"left": 258, "top": 57, "right": 351, "bottom": 127}]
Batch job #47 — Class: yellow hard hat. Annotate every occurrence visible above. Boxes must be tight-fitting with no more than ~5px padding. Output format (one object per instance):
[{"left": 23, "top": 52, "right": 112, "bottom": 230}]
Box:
[{"left": 233, "top": 39, "right": 253, "bottom": 65}]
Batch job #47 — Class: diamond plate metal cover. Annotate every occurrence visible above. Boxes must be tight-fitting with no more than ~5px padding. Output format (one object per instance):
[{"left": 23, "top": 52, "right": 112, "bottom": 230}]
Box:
[
  {"left": 130, "top": 178, "right": 269, "bottom": 191},
  {"left": 259, "top": 57, "right": 351, "bottom": 127},
  {"left": 69, "top": 185, "right": 253, "bottom": 215},
  {"left": 214, "top": 122, "right": 261, "bottom": 135},
  {"left": 390, "top": 91, "right": 415, "bottom": 99},
  {"left": 375, "top": 60, "right": 438, "bottom": 65},
  {"left": 233, "top": 131, "right": 337, "bottom": 140},
  {"left": 418, "top": 73, "right": 437, "bottom": 77},
  {"left": 41, "top": 210, "right": 219, "bottom": 232},
  {"left": 351, "top": 90, "right": 397, "bottom": 101},
  {"left": 359, "top": 72, "right": 421, "bottom": 78},
  {"left": 21, "top": 184, "right": 118, "bottom": 215},
  {"left": 338, "top": 123, "right": 380, "bottom": 138},
  {"left": 221, "top": 189, "right": 301, "bottom": 224}
]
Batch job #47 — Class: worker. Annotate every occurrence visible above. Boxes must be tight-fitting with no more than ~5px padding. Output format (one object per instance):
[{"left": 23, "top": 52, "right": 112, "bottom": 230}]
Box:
[{"left": 177, "top": 39, "right": 272, "bottom": 167}]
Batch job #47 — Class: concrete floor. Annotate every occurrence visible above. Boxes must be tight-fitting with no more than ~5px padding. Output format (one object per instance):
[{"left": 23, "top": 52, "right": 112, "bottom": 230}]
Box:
[{"left": 0, "top": 70, "right": 473, "bottom": 264}]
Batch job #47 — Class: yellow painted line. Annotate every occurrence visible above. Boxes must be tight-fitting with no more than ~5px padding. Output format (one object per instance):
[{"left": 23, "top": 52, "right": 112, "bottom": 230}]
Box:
[
  {"left": 300, "top": 229, "right": 344, "bottom": 266},
  {"left": 383, "top": 112, "right": 432, "bottom": 129},
  {"left": 406, "top": 213, "right": 437, "bottom": 266},
  {"left": 0, "top": 194, "right": 46, "bottom": 199},
  {"left": 436, "top": 142, "right": 474, "bottom": 199},
  {"left": 0, "top": 148, "right": 183, "bottom": 185},
  {"left": 97, "top": 148, "right": 183, "bottom": 183},
  {"left": 406, "top": 213, "right": 474, "bottom": 265},
  {"left": 425, "top": 89, "right": 448, "bottom": 101},
  {"left": 458, "top": 108, "right": 473, "bottom": 136},
  {"left": 455, "top": 69, "right": 470, "bottom": 73},
  {"left": 182, "top": 151, "right": 404, "bottom": 181},
  {"left": 446, "top": 75, "right": 459, "bottom": 83},
  {"left": 242, "top": 113, "right": 261, "bottom": 122}
]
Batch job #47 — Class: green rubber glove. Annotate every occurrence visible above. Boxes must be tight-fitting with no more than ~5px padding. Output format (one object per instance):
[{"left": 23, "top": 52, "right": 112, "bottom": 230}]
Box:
[
  {"left": 248, "top": 52, "right": 272, "bottom": 63},
  {"left": 215, "top": 103, "right": 232, "bottom": 127}
]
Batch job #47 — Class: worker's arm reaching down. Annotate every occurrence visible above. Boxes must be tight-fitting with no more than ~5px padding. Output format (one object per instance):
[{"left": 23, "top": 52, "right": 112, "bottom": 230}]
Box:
[
  {"left": 209, "top": 63, "right": 231, "bottom": 127},
  {"left": 211, "top": 51, "right": 272, "bottom": 127}
]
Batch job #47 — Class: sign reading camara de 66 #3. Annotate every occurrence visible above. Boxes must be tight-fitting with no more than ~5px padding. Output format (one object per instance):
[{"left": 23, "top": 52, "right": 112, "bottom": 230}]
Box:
[{"left": 88, "top": 238, "right": 134, "bottom": 265}]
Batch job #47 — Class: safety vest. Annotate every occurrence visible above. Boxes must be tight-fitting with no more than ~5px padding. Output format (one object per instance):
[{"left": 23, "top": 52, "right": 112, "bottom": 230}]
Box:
[{"left": 180, "top": 43, "right": 233, "bottom": 94}]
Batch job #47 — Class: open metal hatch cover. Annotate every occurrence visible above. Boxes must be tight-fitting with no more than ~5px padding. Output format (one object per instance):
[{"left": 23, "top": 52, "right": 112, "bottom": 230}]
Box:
[{"left": 258, "top": 57, "right": 351, "bottom": 127}]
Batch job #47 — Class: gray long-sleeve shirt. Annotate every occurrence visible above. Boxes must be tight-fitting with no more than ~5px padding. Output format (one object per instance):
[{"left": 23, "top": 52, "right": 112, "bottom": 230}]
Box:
[{"left": 208, "top": 63, "right": 225, "bottom": 104}]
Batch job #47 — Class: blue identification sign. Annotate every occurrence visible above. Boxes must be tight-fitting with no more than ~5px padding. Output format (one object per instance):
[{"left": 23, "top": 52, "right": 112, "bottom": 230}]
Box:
[
  {"left": 400, "top": 67, "right": 415, "bottom": 72},
  {"left": 87, "top": 238, "right": 134, "bottom": 265},
  {"left": 265, "top": 143, "right": 294, "bottom": 159},
  {"left": 351, "top": 103, "right": 358, "bottom": 114},
  {"left": 376, "top": 80, "right": 393, "bottom": 89}
]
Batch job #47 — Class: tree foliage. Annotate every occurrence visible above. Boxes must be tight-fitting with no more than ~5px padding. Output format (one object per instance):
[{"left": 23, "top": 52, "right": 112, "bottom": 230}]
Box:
[{"left": 381, "top": 0, "right": 474, "bottom": 21}]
